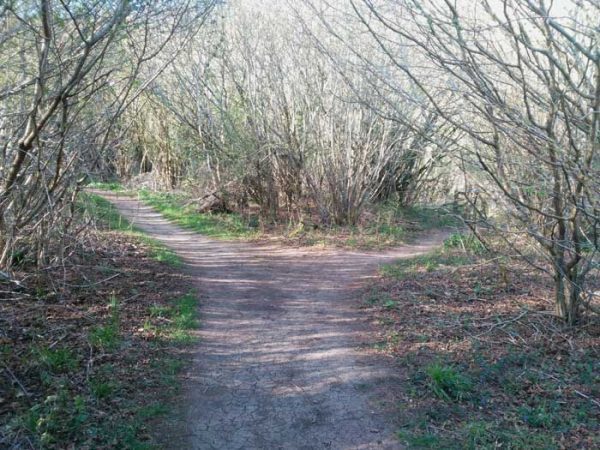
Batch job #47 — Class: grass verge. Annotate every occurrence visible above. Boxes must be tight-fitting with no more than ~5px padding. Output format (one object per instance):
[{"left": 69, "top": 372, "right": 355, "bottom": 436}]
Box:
[
  {"left": 365, "top": 234, "right": 599, "bottom": 449},
  {"left": 137, "top": 189, "right": 457, "bottom": 249},
  {"left": 138, "top": 190, "right": 259, "bottom": 240},
  {"left": 81, "top": 192, "right": 182, "bottom": 267}
]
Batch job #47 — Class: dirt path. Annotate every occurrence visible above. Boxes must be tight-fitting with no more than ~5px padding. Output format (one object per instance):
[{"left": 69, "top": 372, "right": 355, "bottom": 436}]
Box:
[{"left": 101, "top": 192, "right": 447, "bottom": 450}]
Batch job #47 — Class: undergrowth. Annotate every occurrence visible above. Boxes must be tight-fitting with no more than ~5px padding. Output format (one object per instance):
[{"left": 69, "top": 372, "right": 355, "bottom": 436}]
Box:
[
  {"left": 1, "top": 195, "right": 198, "bottom": 448},
  {"left": 3, "top": 288, "right": 198, "bottom": 448},
  {"left": 367, "top": 234, "right": 599, "bottom": 449}
]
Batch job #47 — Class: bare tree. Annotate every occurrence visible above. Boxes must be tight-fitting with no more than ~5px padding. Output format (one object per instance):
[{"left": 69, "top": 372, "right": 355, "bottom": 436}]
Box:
[
  {"left": 0, "top": 0, "right": 215, "bottom": 270},
  {"left": 353, "top": 0, "right": 599, "bottom": 323},
  {"left": 128, "top": 0, "right": 455, "bottom": 225}
]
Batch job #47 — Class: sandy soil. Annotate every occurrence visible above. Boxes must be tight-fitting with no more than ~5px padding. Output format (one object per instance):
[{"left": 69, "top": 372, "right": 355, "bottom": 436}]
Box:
[{"left": 101, "top": 192, "right": 447, "bottom": 450}]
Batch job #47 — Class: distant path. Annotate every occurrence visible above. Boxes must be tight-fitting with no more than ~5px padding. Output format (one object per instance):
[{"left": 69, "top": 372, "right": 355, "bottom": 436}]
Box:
[{"left": 99, "top": 191, "right": 447, "bottom": 450}]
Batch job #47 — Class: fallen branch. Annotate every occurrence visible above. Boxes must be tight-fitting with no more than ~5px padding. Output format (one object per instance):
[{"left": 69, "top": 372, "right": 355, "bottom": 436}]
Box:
[
  {"left": 473, "top": 309, "right": 529, "bottom": 337},
  {"left": 574, "top": 389, "right": 600, "bottom": 409},
  {"left": 67, "top": 272, "right": 121, "bottom": 288},
  {"left": 0, "top": 271, "right": 25, "bottom": 289},
  {"left": 1, "top": 361, "right": 30, "bottom": 397},
  {"left": 535, "top": 368, "right": 600, "bottom": 409}
]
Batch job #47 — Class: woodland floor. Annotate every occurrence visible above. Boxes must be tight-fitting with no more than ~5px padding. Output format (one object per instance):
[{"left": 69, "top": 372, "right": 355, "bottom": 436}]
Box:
[
  {"left": 366, "top": 246, "right": 600, "bottom": 448},
  {"left": 2, "top": 191, "right": 598, "bottom": 449},
  {"left": 1, "top": 209, "right": 197, "bottom": 448}
]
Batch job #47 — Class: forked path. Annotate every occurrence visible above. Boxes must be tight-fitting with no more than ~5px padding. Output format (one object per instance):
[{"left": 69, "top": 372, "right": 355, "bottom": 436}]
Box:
[{"left": 102, "top": 192, "right": 446, "bottom": 450}]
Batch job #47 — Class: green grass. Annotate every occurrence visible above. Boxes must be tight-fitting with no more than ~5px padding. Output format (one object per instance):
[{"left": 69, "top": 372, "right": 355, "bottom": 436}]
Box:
[
  {"left": 146, "top": 292, "right": 199, "bottom": 345},
  {"left": 23, "top": 389, "right": 90, "bottom": 448},
  {"left": 425, "top": 363, "right": 473, "bottom": 402},
  {"left": 444, "top": 232, "right": 486, "bottom": 254},
  {"left": 37, "top": 347, "right": 79, "bottom": 373},
  {"left": 138, "top": 189, "right": 258, "bottom": 240},
  {"left": 86, "top": 185, "right": 460, "bottom": 250},
  {"left": 12, "top": 293, "right": 200, "bottom": 447},
  {"left": 291, "top": 222, "right": 408, "bottom": 249},
  {"left": 373, "top": 244, "right": 598, "bottom": 448},
  {"left": 380, "top": 250, "right": 472, "bottom": 279},
  {"left": 89, "top": 377, "right": 119, "bottom": 400},
  {"left": 6, "top": 192, "right": 193, "bottom": 448},
  {"left": 394, "top": 337, "right": 598, "bottom": 449},
  {"left": 81, "top": 192, "right": 132, "bottom": 231},
  {"left": 364, "top": 288, "right": 393, "bottom": 306},
  {"left": 136, "top": 402, "right": 169, "bottom": 420},
  {"left": 89, "top": 296, "right": 121, "bottom": 351},
  {"left": 137, "top": 234, "right": 182, "bottom": 267},
  {"left": 137, "top": 190, "right": 459, "bottom": 248},
  {"left": 397, "top": 430, "right": 457, "bottom": 449},
  {"left": 398, "top": 421, "right": 559, "bottom": 450},
  {"left": 286, "top": 203, "right": 459, "bottom": 249},
  {"left": 4, "top": 194, "right": 197, "bottom": 448},
  {"left": 89, "top": 323, "right": 120, "bottom": 351},
  {"left": 151, "top": 357, "right": 185, "bottom": 387},
  {"left": 395, "top": 204, "right": 460, "bottom": 230},
  {"left": 80, "top": 192, "right": 182, "bottom": 267}
]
